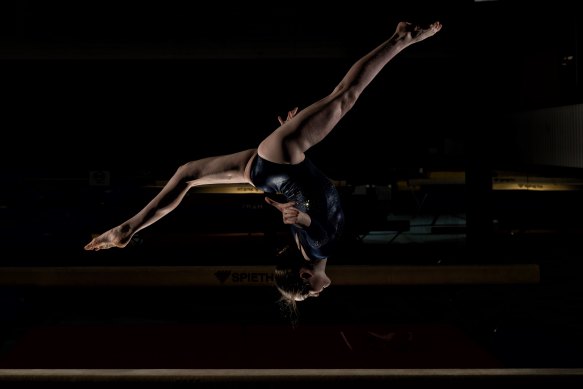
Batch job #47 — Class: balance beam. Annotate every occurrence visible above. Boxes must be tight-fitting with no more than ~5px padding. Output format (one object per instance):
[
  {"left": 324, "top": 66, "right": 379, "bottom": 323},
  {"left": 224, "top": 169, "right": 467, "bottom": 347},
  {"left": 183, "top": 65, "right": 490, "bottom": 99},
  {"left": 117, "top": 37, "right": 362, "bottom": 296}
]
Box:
[
  {"left": 0, "top": 264, "right": 540, "bottom": 287},
  {"left": 0, "top": 369, "right": 581, "bottom": 388}
]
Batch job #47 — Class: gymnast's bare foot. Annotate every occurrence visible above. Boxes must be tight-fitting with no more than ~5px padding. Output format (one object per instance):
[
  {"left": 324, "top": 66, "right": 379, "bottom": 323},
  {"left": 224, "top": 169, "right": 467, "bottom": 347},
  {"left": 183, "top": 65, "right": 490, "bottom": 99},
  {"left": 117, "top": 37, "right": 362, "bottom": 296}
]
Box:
[
  {"left": 84, "top": 225, "right": 132, "bottom": 251},
  {"left": 395, "top": 21, "right": 442, "bottom": 47}
]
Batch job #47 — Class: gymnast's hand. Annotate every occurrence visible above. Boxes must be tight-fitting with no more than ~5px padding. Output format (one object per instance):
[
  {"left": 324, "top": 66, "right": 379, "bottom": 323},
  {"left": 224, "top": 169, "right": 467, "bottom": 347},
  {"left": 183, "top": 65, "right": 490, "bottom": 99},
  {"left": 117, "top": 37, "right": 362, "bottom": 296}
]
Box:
[
  {"left": 264, "top": 196, "right": 311, "bottom": 228},
  {"left": 277, "top": 107, "right": 299, "bottom": 125}
]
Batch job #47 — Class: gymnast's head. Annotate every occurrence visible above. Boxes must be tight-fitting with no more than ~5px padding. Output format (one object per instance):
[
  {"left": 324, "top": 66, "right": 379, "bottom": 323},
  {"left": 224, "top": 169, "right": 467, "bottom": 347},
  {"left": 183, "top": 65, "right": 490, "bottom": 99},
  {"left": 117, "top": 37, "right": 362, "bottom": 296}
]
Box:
[{"left": 273, "top": 244, "right": 331, "bottom": 320}]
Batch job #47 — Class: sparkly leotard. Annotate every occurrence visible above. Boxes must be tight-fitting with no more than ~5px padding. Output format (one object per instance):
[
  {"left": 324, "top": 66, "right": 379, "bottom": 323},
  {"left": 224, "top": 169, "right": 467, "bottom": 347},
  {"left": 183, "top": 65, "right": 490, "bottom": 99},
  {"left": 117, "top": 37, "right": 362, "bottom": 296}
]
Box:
[{"left": 250, "top": 154, "right": 344, "bottom": 260}]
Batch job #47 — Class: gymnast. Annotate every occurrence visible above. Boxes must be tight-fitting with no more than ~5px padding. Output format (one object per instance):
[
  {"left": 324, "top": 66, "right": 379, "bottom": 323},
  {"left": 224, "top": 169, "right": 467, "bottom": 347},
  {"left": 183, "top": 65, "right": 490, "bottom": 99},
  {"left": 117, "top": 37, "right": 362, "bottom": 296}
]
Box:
[{"left": 85, "top": 20, "right": 442, "bottom": 310}]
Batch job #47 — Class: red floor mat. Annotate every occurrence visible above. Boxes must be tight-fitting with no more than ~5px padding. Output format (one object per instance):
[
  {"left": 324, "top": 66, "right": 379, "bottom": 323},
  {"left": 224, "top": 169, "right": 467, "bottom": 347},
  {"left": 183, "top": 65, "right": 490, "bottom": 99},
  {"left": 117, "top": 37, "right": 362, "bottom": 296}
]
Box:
[{"left": 0, "top": 322, "right": 502, "bottom": 368}]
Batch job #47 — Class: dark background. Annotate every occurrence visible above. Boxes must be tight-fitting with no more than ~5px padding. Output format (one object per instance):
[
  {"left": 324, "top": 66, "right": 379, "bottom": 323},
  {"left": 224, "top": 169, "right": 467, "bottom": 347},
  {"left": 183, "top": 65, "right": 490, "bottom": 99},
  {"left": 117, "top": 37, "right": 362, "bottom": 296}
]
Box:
[
  {"left": 1, "top": 0, "right": 583, "bottom": 374},
  {"left": 1, "top": 0, "right": 582, "bottom": 258},
  {"left": 1, "top": 0, "right": 580, "bottom": 176}
]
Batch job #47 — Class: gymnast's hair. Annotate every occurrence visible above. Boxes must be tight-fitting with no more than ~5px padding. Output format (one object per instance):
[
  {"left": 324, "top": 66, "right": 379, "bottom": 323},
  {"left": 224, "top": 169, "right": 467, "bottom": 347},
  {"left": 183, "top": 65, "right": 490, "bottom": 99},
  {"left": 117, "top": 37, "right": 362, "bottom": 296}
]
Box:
[{"left": 273, "top": 244, "right": 311, "bottom": 325}]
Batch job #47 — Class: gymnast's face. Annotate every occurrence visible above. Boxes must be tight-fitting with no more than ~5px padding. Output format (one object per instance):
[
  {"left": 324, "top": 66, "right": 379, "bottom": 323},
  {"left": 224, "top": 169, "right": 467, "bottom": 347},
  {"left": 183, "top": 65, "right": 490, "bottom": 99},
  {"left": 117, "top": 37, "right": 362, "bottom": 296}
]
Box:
[{"left": 297, "top": 265, "right": 331, "bottom": 300}]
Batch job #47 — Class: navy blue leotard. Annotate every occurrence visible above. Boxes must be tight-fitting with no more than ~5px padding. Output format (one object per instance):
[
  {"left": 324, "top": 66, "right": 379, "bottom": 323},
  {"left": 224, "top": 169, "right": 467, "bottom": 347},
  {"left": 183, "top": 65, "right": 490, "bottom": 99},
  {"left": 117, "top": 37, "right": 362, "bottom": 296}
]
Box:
[{"left": 250, "top": 154, "right": 344, "bottom": 260}]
